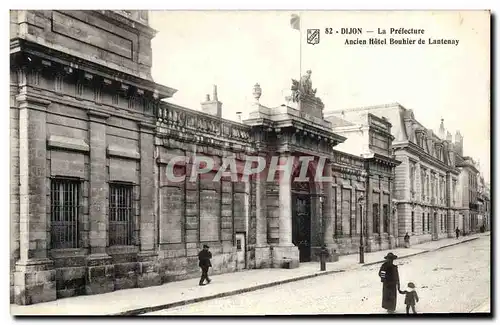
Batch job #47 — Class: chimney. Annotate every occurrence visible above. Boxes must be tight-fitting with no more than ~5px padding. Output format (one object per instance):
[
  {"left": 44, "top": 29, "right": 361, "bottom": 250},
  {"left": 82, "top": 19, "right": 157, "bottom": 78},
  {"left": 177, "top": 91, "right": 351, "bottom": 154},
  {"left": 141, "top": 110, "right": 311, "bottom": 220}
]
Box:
[
  {"left": 201, "top": 85, "right": 222, "bottom": 117},
  {"left": 454, "top": 130, "right": 463, "bottom": 156}
]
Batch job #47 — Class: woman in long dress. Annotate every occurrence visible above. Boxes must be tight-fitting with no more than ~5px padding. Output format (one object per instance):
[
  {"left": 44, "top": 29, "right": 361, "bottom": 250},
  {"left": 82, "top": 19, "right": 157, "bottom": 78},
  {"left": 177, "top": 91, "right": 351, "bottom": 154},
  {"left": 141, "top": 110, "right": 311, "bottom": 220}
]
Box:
[{"left": 378, "top": 252, "right": 400, "bottom": 313}]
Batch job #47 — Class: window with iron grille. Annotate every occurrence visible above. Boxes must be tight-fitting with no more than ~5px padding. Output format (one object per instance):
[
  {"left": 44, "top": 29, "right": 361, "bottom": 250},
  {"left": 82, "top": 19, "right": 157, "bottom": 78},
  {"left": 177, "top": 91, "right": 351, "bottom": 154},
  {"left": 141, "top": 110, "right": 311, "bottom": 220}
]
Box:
[
  {"left": 411, "top": 211, "right": 415, "bottom": 233},
  {"left": 51, "top": 178, "right": 80, "bottom": 249},
  {"left": 373, "top": 204, "right": 379, "bottom": 234},
  {"left": 427, "top": 213, "right": 430, "bottom": 232},
  {"left": 382, "top": 204, "right": 389, "bottom": 233},
  {"left": 109, "top": 183, "right": 134, "bottom": 246}
]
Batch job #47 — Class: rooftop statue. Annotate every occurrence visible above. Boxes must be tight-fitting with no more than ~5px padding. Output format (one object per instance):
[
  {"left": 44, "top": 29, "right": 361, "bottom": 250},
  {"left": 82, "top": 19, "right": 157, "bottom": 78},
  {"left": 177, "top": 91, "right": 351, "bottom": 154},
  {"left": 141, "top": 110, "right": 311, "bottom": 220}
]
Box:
[{"left": 291, "top": 70, "right": 317, "bottom": 103}]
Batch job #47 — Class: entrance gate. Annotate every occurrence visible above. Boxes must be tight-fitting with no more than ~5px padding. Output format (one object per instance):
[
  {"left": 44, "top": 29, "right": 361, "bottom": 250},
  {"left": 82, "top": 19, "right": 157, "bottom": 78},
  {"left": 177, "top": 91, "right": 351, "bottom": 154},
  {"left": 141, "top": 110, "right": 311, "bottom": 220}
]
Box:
[{"left": 292, "top": 181, "right": 312, "bottom": 262}]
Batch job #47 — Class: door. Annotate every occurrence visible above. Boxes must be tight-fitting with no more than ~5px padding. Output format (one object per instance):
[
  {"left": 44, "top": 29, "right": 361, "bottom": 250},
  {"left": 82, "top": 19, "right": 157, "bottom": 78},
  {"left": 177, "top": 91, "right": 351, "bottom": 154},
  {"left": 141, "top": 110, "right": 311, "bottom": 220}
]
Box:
[
  {"left": 235, "top": 233, "right": 246, "bottom": 270},
  {"left": 292, "top": 194, "right": 312, "bottom": 262}
]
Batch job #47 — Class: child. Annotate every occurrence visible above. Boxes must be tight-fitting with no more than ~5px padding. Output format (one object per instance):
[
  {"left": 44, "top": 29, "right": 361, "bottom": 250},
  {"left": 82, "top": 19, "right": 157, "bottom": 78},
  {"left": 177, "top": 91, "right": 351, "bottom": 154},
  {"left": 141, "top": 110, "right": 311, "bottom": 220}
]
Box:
[{"left": 399, "top": 282, "right": 419, "bottom": 314}]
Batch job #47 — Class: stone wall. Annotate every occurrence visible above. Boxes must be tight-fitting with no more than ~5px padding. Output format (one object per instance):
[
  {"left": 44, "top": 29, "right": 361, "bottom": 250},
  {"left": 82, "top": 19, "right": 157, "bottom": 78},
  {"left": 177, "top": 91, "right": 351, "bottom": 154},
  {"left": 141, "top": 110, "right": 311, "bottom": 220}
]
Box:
[
  {"left": 9, "top": 59, "right": 259, "bottom": 303},
  {"left": 10, "top": 71, "right": 20, "bottom": 303},
  {"left": 12, "top": 10, "right": 155, "bottom": 80}
]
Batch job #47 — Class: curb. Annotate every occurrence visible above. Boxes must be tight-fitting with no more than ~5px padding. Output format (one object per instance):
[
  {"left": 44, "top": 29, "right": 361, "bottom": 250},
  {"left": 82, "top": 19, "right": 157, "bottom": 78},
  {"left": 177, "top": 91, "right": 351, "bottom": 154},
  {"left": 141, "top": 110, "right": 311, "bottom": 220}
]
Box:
[
  {"left": 361, "top": 250, "right": 430, "bottom": 267},
  {"left": 432, "top": 237, "right": 480, "bottom": 251},
  {"left": 113, "top": 236, "right": 482, "bottom": 316},
  {"left": 361, "top": 236, "right": 481, "bottom": 267},
  {"left": 114, "top": 269, "right": 346, "bottom": 316}
]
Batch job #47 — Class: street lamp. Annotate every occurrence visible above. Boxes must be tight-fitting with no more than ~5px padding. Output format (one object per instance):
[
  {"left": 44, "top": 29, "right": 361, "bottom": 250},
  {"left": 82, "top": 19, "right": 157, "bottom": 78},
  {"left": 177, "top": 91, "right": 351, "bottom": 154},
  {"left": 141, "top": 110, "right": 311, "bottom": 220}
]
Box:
[
  {"left": 358, "top": 195, "right": 365, "bottom": 264},
  {"left": 312, "top": 194, "right": 326, "bottom": 246},
  {"left": 319, "top": 195, "right": 325, "bottom": 246}
]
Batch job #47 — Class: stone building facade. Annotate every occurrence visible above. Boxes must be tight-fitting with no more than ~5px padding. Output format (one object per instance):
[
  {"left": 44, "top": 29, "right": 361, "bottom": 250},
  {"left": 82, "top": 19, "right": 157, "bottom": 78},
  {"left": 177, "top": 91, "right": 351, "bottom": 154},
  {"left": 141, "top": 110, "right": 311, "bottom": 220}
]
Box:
[
  {"left": 455, "top": 154, "right": 480, "bottom": 233},
  {"left": 326, "top": 104, "right": 463, "bottom": 245},
  {"left": 326, "top": 113, "right": 401, "bottom": 252},
  {"left": 477, "top": 175, "right": 489, "bottom": 230},
  {"left": 10, "top": 10, "right": 402, "bottom": 305}
]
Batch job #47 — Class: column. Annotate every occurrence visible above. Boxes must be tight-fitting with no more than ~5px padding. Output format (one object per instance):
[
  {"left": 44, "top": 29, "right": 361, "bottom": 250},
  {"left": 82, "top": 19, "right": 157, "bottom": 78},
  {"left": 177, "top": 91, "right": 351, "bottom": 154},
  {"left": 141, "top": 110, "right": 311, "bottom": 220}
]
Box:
[
  {"left": 323, "top": 161, "right": 335, "bottom": 246},
  {"left": 391, "top": 202, "right": 399, "bottom": 246},
  {"left": 366, "top": 174, "right": 373, "bottom": 239},
  {"left": 14, "top": 94, "right": 56, "bottom": 305},
  {"left": 378, "top": 175, "right": 383, "bottom": 245},
  {"left": 254, "top": 152, "right": 270, "bottom": 268},
  {"left": 255, "top": 152, "right": 268, "bottom": 247},
  {"left": 388, "top": 176, "right": 396, "bottom": 248},
  {"left": 278, "top": 152, "right": 293, "bottom": 246},
  {"left": 446, "top": 173, "right": 454, "bottom": 237},
  {"left": 86, "top": 110, "right": 114, "bottom": 295},
  {"left": 137, "top": 122, "right": 161, "bottom": 287}
]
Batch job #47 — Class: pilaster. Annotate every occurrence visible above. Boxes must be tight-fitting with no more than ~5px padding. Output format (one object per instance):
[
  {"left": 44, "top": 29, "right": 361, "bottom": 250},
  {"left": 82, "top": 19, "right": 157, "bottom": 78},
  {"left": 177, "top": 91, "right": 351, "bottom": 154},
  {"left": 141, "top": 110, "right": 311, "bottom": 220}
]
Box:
[
  {"left": 254, "top": 152, "right": 270, "bottom": 268},
  {"left": 138, "top": 122, "right": 161, "bottom": 286},
  {"left": 366, "top": 174, "right": 374, "bottom": 239},
  {"left": 86, "top": 109, "right": 113, "bottom": 295},
  {"left": 378, "top": 176, "right": 383, "bottom": 245},
  {"left": 14, "top": 94, "right": 56, "bottom": 305},
  {"left": 323, "top": 161, "right": 335, "bottom": 246},
  {"left": 387, "top": 177, "right": 396, "bottom": 248},
  {"left": 278, "top": 152, "right": 293, "bottom": 246}
]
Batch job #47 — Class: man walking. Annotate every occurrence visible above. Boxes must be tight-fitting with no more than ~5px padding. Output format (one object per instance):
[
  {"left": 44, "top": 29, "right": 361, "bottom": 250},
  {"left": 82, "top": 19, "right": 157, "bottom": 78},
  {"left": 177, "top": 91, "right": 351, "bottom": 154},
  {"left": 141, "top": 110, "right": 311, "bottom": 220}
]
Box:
[
  {"left": 455, "top": 227, "right": 460, "bottom": 239},
  {"left": 198, "top": 244, "right": 212, "bottom": 286}
]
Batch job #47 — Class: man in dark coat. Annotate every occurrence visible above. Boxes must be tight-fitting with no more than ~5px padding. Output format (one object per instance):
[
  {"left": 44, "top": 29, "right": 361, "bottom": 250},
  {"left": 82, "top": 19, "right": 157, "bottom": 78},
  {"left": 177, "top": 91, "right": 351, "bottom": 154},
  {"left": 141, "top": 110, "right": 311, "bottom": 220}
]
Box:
[
  {"left": 455, "top": 227, "right": 460, "bottom": 239},
  {"left": 198, "top": 244, "right": 212, "bottom": 286},
  {"left": 378, "top": 252, "right": 400, "bottom": 313}
]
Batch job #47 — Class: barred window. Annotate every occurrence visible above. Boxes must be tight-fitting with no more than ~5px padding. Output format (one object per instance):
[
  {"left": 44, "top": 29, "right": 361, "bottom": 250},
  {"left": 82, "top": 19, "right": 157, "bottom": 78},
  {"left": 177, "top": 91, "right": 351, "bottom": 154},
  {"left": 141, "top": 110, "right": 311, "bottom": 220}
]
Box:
[
  {"left": 109, "top": 183, "right": 134, "bottom": 246},
  {"left": 427, "top": 213, "right": 430, "bottom": 232},
  {"left": 51, "top": 179, "right": 80, "bottom": 249},
  {"left": 411, "top": 211, "right": 415, "bottom": 233},
  {"left": 382, "top": 204, "right": 389, "bottom": 233},
  {"left": 373, "top": 204, "right": 379, "bottom": 234}
]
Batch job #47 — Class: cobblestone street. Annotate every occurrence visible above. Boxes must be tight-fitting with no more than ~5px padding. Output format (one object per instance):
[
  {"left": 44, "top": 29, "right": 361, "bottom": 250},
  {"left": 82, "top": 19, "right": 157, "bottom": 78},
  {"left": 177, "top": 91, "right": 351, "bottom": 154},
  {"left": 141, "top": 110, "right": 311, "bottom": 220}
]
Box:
[{"left": 147, "top": 236, "right": 490, "bottom": 315}]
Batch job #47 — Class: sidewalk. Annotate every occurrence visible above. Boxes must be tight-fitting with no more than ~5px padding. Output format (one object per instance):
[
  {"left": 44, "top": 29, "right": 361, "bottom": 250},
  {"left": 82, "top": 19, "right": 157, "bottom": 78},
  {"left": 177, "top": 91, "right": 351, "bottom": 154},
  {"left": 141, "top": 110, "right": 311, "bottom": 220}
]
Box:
[{"left": 11, "top": 233, "right": 486, "bottom": 316}]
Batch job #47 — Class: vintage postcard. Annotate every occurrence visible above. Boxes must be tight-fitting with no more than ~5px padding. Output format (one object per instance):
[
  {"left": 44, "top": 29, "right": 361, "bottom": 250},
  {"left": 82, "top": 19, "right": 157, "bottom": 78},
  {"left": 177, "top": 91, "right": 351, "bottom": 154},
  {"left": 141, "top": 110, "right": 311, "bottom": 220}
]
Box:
[{"left": 9, "top": 10, "right": 490, "bottom": 316}]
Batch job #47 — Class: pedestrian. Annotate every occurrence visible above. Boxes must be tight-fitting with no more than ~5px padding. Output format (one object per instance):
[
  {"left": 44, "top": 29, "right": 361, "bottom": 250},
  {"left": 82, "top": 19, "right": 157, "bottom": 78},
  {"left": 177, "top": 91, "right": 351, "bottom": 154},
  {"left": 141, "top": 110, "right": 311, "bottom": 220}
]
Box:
[
  {"left": 378, "top": 252, "right": 400, "bottom": 314},
  {"left": 455, "top": 227, "right": 460, "bottom": 239},
  {"left": 404, "top": 232, "right": 410, "bottom": 248},
  {"left": 198, "top": 244, "right": 212, "bottom": 286},
  {"left": 399, "top": 282, "right": 419, "bottom": 314}
]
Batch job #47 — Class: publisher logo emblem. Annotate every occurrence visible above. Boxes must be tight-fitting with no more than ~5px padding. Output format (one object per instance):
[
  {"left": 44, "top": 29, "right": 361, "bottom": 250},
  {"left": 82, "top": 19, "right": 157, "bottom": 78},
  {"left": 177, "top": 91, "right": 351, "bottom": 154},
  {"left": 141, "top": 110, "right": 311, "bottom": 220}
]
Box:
[{"left": 307, "top": 29, "right": 320, "bottom": 45}]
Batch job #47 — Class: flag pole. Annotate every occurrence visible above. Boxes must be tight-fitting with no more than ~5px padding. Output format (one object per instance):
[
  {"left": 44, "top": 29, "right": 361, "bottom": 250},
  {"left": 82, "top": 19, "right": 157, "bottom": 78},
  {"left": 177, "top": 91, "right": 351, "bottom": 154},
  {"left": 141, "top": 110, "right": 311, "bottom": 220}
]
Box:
[{"left": 299, "top": 12, "right": 302, "bottom": 83}]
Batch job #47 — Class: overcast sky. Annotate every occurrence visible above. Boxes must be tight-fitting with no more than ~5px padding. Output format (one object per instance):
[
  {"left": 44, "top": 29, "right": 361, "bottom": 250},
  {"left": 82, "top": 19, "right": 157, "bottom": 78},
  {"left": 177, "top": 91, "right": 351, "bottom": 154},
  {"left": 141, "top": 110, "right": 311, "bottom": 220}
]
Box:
[{"left": 149, "top": 10, "right": 490, "bottom": 182}]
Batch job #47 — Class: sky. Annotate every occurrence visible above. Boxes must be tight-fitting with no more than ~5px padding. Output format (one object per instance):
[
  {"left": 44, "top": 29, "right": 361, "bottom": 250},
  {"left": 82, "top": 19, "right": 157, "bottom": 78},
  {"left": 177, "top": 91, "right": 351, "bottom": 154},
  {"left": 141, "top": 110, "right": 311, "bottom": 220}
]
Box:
[{"left": 148, "top": 10, "right": 490, "bottom": 182}]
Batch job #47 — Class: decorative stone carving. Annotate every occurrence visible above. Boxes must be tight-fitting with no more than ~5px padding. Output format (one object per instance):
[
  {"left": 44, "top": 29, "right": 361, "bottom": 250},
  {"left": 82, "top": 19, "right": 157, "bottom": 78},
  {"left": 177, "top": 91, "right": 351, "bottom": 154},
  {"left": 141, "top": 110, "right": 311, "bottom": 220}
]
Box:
[
  {"left": 252, "top": 83, "right": 262, "bottom": 102},
  {"left": 158, "top": 104, "right": 251, "bottom": 144}
]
